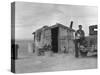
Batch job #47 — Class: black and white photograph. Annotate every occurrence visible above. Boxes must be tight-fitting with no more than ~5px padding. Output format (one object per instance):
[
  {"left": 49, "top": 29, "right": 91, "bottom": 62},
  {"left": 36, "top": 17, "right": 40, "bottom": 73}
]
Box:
[{"left": 11, "top": 1, "right": 98, "bottom": 73}]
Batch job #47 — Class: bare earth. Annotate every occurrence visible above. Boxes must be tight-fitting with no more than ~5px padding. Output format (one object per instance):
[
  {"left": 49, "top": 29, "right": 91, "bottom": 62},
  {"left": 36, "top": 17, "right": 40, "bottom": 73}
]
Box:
[{"left": 15, "top": 53, "right": 97, "bottom": 73}]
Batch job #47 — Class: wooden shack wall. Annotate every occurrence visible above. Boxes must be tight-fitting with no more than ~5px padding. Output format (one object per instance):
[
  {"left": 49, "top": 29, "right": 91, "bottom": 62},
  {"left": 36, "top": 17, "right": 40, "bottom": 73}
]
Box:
[
  {"left": 34, "top": 29, "right": 51, "bottom": 52},
  {"left": 59, "top": 27, "right": 75, "bottom": 53},
  {"left": 42, "top": 29, "right": 51, "bottom": 47},
  {"left": 67, "top": 30, "right": 75, "bottom": 53}
]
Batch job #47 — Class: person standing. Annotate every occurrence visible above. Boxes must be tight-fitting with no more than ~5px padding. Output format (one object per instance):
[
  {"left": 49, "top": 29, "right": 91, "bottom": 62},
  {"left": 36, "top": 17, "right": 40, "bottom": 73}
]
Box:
[{"left": 75, "top": 25, "right": 85, "bottom": 57}]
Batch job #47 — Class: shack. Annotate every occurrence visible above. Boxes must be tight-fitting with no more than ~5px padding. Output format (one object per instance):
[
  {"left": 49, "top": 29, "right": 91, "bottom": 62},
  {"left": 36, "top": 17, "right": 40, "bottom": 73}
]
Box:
[{"left": 32, "top": 21, "right": 75, "bottom": 54}]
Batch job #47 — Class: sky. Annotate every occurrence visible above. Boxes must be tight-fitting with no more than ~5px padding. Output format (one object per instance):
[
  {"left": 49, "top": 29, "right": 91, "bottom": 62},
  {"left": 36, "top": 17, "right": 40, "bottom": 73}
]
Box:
[{"left": 14, "top": 2, "right": 98, "bottom": 40}]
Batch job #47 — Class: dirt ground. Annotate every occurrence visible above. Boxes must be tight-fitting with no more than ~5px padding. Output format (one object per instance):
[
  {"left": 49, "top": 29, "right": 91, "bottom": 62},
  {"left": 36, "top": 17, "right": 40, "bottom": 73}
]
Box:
[{"left": 15, "top": 53, "right": 97, "bottom": 73}]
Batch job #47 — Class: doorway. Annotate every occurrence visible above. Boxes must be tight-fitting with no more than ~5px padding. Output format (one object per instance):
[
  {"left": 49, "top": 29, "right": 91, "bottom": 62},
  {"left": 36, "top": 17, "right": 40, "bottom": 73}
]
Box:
[{"left": 51, "top": 27, "right": 59, "bottom": 53}]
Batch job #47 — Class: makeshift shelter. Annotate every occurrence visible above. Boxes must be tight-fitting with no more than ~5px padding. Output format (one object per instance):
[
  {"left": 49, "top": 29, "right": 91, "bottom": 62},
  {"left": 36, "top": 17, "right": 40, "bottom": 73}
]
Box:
[{"left": 32, "top": 22, "right": 75, "bottom": 54}]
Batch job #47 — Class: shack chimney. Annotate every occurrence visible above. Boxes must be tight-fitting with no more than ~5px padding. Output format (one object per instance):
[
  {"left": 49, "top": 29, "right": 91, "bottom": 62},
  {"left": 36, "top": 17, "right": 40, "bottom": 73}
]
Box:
[{"left": 70, "top": 21, "right": 73, "bottom": 29}]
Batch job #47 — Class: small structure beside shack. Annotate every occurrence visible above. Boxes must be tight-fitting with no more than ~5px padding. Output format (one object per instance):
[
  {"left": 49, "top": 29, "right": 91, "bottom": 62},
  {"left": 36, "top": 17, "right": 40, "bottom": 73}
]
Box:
[{"left": 32, "top": 21, "right": 75, "bottom": 55}]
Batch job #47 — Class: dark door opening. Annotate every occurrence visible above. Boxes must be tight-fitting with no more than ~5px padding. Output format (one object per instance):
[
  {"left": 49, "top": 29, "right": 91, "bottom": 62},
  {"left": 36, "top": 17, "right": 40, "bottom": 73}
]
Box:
[{"left": 51, "top": 27, "right": 59, "bottom": 53}]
